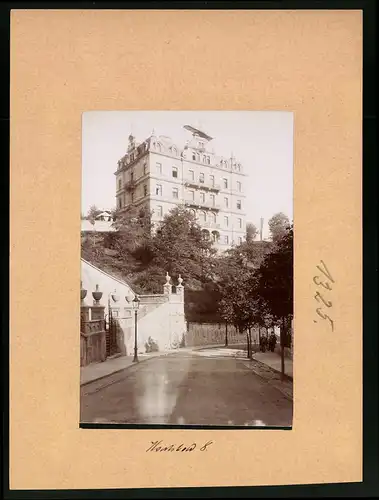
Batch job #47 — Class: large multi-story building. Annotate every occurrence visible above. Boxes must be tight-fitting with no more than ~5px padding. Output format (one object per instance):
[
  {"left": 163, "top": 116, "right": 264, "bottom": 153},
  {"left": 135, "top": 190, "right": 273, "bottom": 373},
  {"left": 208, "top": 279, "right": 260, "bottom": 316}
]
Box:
[{"left": 114, "top": 125, "right": 247, "bottom": 250}]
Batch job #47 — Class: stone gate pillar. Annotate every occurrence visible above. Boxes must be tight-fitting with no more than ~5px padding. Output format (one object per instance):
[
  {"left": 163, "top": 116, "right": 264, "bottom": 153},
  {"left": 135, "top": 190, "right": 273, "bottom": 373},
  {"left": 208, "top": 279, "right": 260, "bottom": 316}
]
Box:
[{"left": 163, "top": 272, "right": 172, "bottom": 295}]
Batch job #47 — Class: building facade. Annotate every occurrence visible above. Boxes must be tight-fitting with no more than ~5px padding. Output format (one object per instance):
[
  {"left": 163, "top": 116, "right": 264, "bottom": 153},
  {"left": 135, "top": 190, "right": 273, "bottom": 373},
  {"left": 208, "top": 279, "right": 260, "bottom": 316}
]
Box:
[{"left": 115, "top": 126, "right": 247, "bottom": 250}]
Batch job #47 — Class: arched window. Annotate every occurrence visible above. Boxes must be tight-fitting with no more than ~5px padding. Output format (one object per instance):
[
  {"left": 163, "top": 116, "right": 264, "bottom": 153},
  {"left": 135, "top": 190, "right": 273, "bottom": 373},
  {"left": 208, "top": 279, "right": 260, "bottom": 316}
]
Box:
[
  {"left": 207, "top": 156, "right": 210, "bottom": 165},
  {"left": 189, "top": 209, "right": 196, "bottom": 218},
  {"left": 192, "top": 152, "right": 196, "bottom": 161},
  {"left": 209, "top": 212, "right": 216, "bottom": 224},
  {"left": 201, "top": 229, "right": 210, "bottom": 240},
  {"left": 211, "top": 231, "right": 220, "bottom": 242},
  {"left": 199, "top": 211, "right": 206, "bottom": 223},
  {"left": 203, "top": 155, "right": 207, "bottom": 163}
]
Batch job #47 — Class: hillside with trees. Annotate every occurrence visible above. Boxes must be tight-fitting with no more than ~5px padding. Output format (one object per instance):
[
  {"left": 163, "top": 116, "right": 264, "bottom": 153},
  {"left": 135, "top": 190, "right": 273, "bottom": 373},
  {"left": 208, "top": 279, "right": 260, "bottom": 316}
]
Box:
[{"left": 82, "top": 207, "right": 293, "bottom": 374}]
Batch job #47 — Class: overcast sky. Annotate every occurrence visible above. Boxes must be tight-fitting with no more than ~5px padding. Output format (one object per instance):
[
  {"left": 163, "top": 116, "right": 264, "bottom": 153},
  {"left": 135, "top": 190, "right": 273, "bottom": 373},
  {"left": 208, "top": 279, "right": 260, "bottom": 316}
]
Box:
[{"left": 82, "top": 111, "right": 293, "bottom": 237}]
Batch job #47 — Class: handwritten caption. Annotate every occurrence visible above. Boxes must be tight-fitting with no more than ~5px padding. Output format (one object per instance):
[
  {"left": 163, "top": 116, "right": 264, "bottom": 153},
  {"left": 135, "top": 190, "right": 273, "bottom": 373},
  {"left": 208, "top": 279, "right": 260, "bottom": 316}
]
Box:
[
  {"left": 146, "top": 440, "right": 213, "bottom": 453},
  {"left": 313, "top": 260, "right": 334, "bottom": 332}
]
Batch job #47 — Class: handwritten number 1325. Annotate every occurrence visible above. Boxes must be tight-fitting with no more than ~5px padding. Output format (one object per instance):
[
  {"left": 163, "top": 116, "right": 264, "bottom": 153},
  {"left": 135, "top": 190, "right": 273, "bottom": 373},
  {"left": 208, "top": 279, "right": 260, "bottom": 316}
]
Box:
[{"left": 313, "top": 260, "right": 334, "bottom": 332}]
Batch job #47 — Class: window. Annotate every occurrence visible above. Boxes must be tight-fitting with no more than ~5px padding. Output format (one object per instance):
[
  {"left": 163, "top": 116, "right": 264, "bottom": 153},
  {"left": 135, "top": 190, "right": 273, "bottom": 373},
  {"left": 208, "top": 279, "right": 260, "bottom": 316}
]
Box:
[
  {"left": 224, "top": 235, "right": 229, "bottom": 244},
  {"left": 156, "top": 162, "right": 162, "bottom": 174},
  {"left": 156, "top": 143, "right": 162, "bottom": 152},
  {"left": 209, "top": 175, "right": 215, "bottom": 186},
  {"left": 238, "top": 237, "right": 242, "bottom": 245},
  {"left": 143, "top": 184, "right": 148, "bottom": 196},
  {"left": 143, "top": 162, "right": 148, "bottom": 175},
  {"left": 207, "top": 156, "right": 210, "bottom": 165},
  {"left": 203, "top": 155, "right": 207, "bottom": 163},
  {"left": 156, "top": 184, "right": 162, "bottom": 196},
  {"left": 223, "top": 178, "right": 228, "bottom": 189},
  {"left": 209, "top": 212, "right": 216, "bottom": 224},
  {"left": 198, "top": 141, "right": 204, "bottom": 149},
  {"left": 224, "top": 216, "right": 229, "bottom": 227},
  {"left": 196, "top": 153, "right": 200, "bottom": 162},
  {"left": 189, "top": 170, "right": 194, "bottom": 180},
  {"left": 131, "top": 191, "right": 134, "bottom": 202},
  {"left": 118, "top": 179, "right": 122, "bottom": 190},
  {"left": 130, "top": 171, "right": 134, "bottom": 182},
  {"left": 212, "top": 231, "right": 219, "bottom": 242},
  {"left": 118, "top": 198, "right": 122, "bottom": 208},
  {"left": 189, "top": 190, "right": 195, "bottom": 200},
  {"left": 200, "top": 192, "right": 205, "bottom": 203},
  {"left": 156, "top": 205, "right": 163, "bottom": 217},
  {"left": 172, "top": 187, "right": 179, "bottom": 199},
  {"left": 237, "top": 181, "right": 242, "bottom": 192},
  {"left": 238, "top": 218, "right": 242, "bottom": 228},
  {"left": 190, "top": 209, "right": 196, "bottom": 217},
  {"left": 172, "top": 166, "right": 178, "bottom": 178},
  {"left": 237, "top": 200, "right": 242, "bottom": 210},
  {"left": 199, "top": 211, "right": 206, "bottom": 223},
  {"left": 199, "top": 173, "right": 205, "bottom": 183},
  {"left": 210, "top": 194, "right": 215, "bottom": 206},
  {"left": 224, "top": 197, "right": 229, "bottom": 208},
  {"left": 192, "top": 152, "right": 196, "bottom": 161}
]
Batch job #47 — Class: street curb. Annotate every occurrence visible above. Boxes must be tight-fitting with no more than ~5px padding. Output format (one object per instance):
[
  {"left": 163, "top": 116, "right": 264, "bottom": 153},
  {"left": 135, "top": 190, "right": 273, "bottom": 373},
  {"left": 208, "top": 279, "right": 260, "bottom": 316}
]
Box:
[
  {"left": 80, "top": 352, "right": 170, "bottom": 387},
  {"left": 251, "top": 356, "right": 293, "bottom": 381},
  {"left": 242, "top": 360, "right": 293, "bottom": 401}
]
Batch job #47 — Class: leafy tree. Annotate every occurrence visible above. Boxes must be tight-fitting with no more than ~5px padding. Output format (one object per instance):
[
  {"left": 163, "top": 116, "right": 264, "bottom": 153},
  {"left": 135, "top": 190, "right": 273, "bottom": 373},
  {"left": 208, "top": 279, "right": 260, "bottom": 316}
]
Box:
[
  {"left": 246, "top": 222, "right": 258, "bottom": 243},
  {"left": 87, "top": 204, "right": 102, "bottom": 222},
  {"left": 214, "top": 252, "right": 264, "bottom": 356},
  {"left": 149, "top": 206, "right": 216, "bottom": 291},
  {"left": 112, "top": 206, "right": 154, "bottom": 257},
  {"left": 268, "top": 212, "right": 290, "bottom": 243},
  {"left": 256, "top": 224, "right": 293, "bottom": 378},
  {"left": 230, "top": 240, "right": 273, "bottom": 270}
]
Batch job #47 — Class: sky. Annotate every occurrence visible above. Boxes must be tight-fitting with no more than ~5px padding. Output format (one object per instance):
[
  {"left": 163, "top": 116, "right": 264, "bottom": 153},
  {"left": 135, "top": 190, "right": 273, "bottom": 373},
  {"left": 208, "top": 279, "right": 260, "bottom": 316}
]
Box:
[{"left": 82, "top": 111, "right": 293, "bottom": 238}]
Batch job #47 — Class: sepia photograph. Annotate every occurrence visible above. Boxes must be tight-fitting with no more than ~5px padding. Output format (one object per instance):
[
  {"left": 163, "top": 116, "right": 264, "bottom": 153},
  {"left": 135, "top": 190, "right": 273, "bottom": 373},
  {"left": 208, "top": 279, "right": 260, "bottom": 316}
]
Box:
[{"left": 80, "top": 111, "right": 294, "bottom": 428}]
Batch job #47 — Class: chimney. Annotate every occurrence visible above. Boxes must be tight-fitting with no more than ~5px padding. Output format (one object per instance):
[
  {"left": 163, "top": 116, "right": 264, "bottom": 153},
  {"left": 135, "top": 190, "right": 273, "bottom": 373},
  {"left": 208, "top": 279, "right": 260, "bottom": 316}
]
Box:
[{"left": 260, "top": 218, "right": 264, "bottom": 241}]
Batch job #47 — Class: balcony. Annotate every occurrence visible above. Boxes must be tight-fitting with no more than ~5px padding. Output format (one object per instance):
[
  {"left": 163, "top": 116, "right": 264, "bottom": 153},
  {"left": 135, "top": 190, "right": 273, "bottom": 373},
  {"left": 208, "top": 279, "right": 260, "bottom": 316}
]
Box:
[
  {"left": 184, "top": 200, "right": 220, "bottom": 212},
  {"left": 124, "top": 180, "right": 136, "bottom": 192},
  {"left": 201, "top": 221, "right": 221, "bottom": 229},
  {"left": 184, "top": 179, "right": 220, "bottom": 192}
]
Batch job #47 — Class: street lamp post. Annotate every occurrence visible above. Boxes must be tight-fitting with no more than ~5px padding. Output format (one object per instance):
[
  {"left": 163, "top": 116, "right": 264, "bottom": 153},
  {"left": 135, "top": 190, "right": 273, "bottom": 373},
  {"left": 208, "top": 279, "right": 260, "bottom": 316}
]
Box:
[{"left": 132, "top": 295, "right": 140, "bottom": 363}]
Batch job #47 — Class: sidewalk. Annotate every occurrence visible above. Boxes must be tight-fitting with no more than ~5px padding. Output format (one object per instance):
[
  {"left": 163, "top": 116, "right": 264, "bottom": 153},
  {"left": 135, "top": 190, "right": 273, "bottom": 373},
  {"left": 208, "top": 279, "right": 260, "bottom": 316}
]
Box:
[
  {"left": 80, "top": 351, "right": 167, "bottom": 386},
  {"left": 252, "top": 351, "right": 293, "bottom": 379}
]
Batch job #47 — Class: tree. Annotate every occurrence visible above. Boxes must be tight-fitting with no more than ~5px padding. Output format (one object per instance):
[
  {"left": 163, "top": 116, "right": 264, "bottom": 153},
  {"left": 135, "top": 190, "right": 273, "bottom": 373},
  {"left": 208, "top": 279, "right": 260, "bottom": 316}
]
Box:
[
  {"left": 268, "top": 212, "right": 290, "bottom": 243},
  {"left": 215, "top": 251, "right": 265, "bottom": 357},
  {"left": 256, "top": 225, "right": 293, "bottom": 379},
  {"left": 246, "top": 222, "right": 258, "bottom": 243},
  {"left": 87, "top": 204, "right": 102, "bottom": 222},
  {"left": 231, "top": 239, "right": 273, "bottom": 270},
  {"left": 149, "top": 206, "right": 216, "bottom": 291}
]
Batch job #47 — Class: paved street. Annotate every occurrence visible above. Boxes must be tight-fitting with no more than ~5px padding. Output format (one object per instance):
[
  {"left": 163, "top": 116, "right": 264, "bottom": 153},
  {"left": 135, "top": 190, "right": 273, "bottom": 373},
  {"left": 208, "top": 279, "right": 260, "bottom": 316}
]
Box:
[{"left": 80, "top": 350, "right": 293, "bottom": 427}]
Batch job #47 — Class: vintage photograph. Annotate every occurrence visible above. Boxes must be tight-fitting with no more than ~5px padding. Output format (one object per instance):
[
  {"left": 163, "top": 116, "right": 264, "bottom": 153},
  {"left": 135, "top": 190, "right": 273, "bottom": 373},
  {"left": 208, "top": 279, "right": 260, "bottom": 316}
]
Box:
[{"left": 80, "top": 111, "right": 293, "bottom": 427}]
